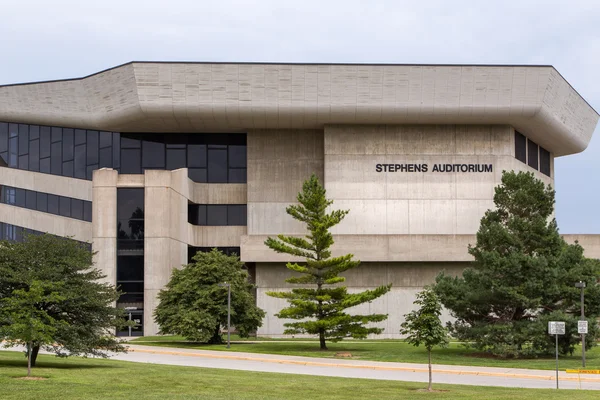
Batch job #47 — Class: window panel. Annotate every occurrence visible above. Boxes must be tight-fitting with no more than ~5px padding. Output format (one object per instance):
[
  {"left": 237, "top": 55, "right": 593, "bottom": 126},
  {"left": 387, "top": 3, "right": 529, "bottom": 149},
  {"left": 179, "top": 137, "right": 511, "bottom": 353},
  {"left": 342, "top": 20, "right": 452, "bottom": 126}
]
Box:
[
  {"left": 121, "top": 149, "right": 141, "bottom": 174},
  {"left": 540, "top": 147, "right": 551, "bottom": 177},
  {"left": 40, "top": 157, "right": 50, "bottom": 173},
  {"left": 142, "top": 140, "right": 165, "bottom": 169},
  {"left": 188, "top": 168, "right": 207, "bottom": 183},
  {"left": 117, "top": 188, "right": 145, "bottom": 220},
  {"left": 86, "top": 130, "right": 99, "bottom": 165},
  {"left": 112, "top": 133, "right": 120, "bottom": 169},
  {"left": 18, "top": 155, "right": 28, "bottom": 170},
  {"left": 29, "top": 140, "right": 39, "bottom": 172},
  {"left": 36, "top": 192, "right": 47, "bottom": 212},
  {"left": 188, "top": 205, "right": 207, "bottom": 225},
  {"left": 0, "top": 122, "right": 7, "bottom": 152},
  {"left": 8, "top": 137, "right": 17, "bottom": 167},
  {"left": 51, "top": 142, "right": 62, "bottom": 175},
  {"left": 208, "top": 149, "right": 227, "bottom": 183},
  {"left": 71, "top": 199, "right": 83, "bottom": 220},
  {"left": 74, "top": 144, "right": 86, "bottom": 179},
  {"left": 117, "top": 219, "right": 145, "bottom": 240},
  {"left": 121, "top": 136, "right": 141, "bottom": 148},
  {"left": 8, "top": 123, "right": 18, "bottom": 137},
  {"left": 40, "top": 126, "right": 51, "bottom": 158},
  {"left": 515, "top": 131, "right": 527, "bottom": 164},
  {"left": 18, "top": 124, "right": 28, "bottom": 155},
  {"left": 83, "top": 201, "right": 92, "bottom": 222},
  {"left": 51, "top": 127, "right": 62, "bottom": 143},
  {"left": 206, "top": 205, "right": 227, "bottom": 226},
  {"left": 166, "top": 148, "right": 186, "bottom": 169},
  {"left": 99, "top": 131, "right": 112, "bottom": 148},
  {"left": 228, "top": 168, "right": 247, "bottom": 183},
  {"left": 116, "top": 255, "right": 144, "bottom": 281},
  {"left": 187, "top": 144, "right": 207, "bottom": 168},
  {"left": 99, "top": 147, "right": 112, "bottom": 168},
  {"left": 228, "top": 145, "right": 246, "bottom": 168},
  {"left": 227, "top": 205, "right": 247, "bottom": 226},
  {"left": 29, "top": 125, "right": 40, "bottom": 140},
  {"left": 62, "top": 128, "right": 74, "bottom": 161},
  {"left": 47, "top": 194, "right": 59, "bottom": 215},
  {"left": 25, "top": 190, "right": 36, "bottom": 210},
  {"left": 0, "top": 152, "right": 7, "bottom": 167},
  {"left": 87, "top": 164, "right": 98, "bottom": 180},
  {"left": 59, "top": 196, "right": 71, "bottom": 217},
  {"left": 528, "top": 140, "right": 539, "bottom": 170},
  {"left": 118, "top": 282, "right": 144, "bottom": 293},
  {"left": 15, "top": 188, "right": 26, "bottom": 207},
  {"left": 62, "top": 161, "right": 74, "bottom": 177},
  {"left": 75, "top": 129, "right": 86, "bottom": 145}
]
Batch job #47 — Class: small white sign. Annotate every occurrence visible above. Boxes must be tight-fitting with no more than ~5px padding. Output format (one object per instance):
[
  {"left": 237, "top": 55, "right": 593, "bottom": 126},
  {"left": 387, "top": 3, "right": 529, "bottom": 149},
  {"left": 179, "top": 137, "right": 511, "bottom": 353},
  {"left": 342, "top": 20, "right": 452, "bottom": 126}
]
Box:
[
  {"left": 578, "top": 321, "right": 588, "bottom": 334},
  {"left": 549, "top": 321, "right": 566, "bottom": 335}
]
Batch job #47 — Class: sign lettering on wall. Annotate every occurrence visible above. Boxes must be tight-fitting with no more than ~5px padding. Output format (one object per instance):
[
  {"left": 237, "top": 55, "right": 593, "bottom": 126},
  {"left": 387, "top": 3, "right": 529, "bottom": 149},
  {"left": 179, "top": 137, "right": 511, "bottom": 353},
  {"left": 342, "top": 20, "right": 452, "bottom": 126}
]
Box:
[{"left": 375, "top": 163, "right": 493, "bottom": 173}]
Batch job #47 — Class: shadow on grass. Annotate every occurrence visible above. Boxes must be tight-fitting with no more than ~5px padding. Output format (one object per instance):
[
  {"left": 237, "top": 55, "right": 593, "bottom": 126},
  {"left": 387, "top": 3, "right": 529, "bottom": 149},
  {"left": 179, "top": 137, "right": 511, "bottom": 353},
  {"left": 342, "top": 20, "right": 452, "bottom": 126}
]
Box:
[{"left": 0, "top": 358, "right": 119, "bottom": 370}]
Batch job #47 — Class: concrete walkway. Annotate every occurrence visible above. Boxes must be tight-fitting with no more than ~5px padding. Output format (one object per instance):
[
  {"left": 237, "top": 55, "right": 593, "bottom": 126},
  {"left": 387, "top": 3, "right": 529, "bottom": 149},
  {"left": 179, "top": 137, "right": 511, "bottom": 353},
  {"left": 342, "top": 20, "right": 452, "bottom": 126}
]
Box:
[
  {"left": 117, "top": 344, "right": 600, "bottom": 390},
  {"left": 3, "top": 344, "right": 600, "bottom": 390}
]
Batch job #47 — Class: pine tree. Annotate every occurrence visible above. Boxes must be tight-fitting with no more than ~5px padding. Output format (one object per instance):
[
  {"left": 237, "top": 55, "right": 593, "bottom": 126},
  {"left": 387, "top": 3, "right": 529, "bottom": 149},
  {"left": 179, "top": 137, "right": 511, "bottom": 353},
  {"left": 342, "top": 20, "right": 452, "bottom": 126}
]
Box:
[
  {"left": 400, "top": 288, "right": 448, "bottom": 391},
  {"left": 265, "top": 174, "right": 392, "bottom": 350},
  {"left": 435, "top": 171, "right": 600, "bottom": 357}
]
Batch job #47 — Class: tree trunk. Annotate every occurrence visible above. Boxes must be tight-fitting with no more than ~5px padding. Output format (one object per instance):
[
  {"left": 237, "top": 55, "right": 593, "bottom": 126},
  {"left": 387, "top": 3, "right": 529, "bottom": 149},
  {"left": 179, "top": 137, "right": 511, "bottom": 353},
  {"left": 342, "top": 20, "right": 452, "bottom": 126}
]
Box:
[
  {"left": 319, "top": 328, "right": 327, "bottom": 350},
  {"left": 428, "top": 348, "right": 432, "bottom": 391},
  {"left": 208, "top": 324, "right": 223, "bottom": 344},
  {"left": 27, "top": 342, "right": 32, "bottom": 377},
  {"left": 317, "top": 280, "right": 327, "bottom": 350},
  {"left": 30, "top": 344, "right": 40, "bottom": 367}
]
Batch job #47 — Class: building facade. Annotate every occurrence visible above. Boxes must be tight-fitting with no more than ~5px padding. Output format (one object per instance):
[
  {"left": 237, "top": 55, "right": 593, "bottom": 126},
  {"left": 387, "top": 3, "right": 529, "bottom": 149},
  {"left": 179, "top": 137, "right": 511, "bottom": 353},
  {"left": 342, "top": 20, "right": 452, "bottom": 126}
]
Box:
[{"left": 0, "top": 62, "right": 599, "bottom": 337}]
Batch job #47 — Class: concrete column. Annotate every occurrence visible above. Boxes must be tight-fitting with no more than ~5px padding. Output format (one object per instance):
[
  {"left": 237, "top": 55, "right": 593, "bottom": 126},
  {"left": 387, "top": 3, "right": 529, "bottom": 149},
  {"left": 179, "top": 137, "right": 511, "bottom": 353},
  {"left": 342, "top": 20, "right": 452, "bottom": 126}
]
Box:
[
  {"left": 92, "top": 169, "right": 118, "bottom": 286},
  {"left": 143, "top": 170, "right": 188, "bottom": 336}
]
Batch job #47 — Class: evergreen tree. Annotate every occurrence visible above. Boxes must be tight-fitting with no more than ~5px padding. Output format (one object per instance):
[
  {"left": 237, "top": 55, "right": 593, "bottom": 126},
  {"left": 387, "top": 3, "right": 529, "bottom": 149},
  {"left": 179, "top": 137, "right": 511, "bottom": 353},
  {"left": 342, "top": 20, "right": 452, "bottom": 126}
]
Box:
[
  {"left": 435, "top": 171, "right": 600, "bottom": 357},
  {"left": 0, "top": 234, "right": 127, "bottom": 367},
  {"left": 265, "top": 174, "right": 392, "bottom": 350},
  {"left": 154, "top": 249, "right": 265, "bottom": 343},
  {"left": 400, "top": 287, "right": 448, "bottom": 392}
]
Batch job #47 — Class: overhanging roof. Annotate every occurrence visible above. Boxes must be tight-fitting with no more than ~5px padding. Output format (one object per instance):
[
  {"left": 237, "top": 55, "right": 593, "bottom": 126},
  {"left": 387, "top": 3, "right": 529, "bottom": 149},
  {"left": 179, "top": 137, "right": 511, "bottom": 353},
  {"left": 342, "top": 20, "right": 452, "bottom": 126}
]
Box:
[{"left": 0, "top": 62, "right": 597, "bottom": 156}]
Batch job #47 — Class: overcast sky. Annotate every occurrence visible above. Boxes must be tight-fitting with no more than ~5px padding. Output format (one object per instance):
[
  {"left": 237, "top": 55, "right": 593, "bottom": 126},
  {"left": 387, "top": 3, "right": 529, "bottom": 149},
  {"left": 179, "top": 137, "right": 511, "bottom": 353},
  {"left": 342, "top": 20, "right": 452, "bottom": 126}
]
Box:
[{"left": 0, "top": 0, "right": 598, "bottom": 233}]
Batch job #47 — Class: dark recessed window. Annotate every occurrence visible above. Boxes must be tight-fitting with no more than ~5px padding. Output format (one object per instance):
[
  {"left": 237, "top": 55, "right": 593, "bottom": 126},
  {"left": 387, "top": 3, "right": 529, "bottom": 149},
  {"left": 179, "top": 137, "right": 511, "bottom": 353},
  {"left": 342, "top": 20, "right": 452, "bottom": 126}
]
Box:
[
  {"left": 51, "top": 127, "right": 62, "bottom": 143},
  {"left": 29, "top": 140, "right": 40, "bottom": 172},
  {"left": 515, "top": 131, "right": 527, "bottom": 164},
  {"left": 47, "top": 194, "right": 59, "bottom": 215},
  {"left": 208, "top": 149, "right": 227, "bottom": 183},
  {"left": 206, "top": 205, "right": 227, "bottom": 226},
  {"left": 188, "top": 168, "right": 207, "bottom": 183},
  {"left": 59, "top": 196, "right": 71, "bottom": 217},
  {"left": 142, "top": 140, "right": 165, "bottom": 169},
  {"left": 99, "top": 147, "right": 112, "bottom": 168},
  {"left": 121, "top": 136, "right": 141, "bottom": 148},
  {"left": 25, "top": 190, "right": 36, "bottom": 210},
  {"left": 540, "top": 147, "right": 551, "bottom": 177},
  {"left": 18, "top": 155, "right": 28, "bottom": 170},
  {"left": 62, "top": 128, "right": 74, "bottom": 161},
  {"left": 228, "top": 168, "right": 247, "bottom": 183},
  {"left": 227, "top": 205, "right": 247, "bottom": 226},
  {"left": 18, "top": 125, "right": 28, "bottom": 156},
  {"left": 87, "top": 130, "right": 99, "bottom": 165},
  {"left": 0, "top": 122, "right": 8, "bottom": 153},
  {"left": 29, "top": 125, "right": 40, "bottom": 140},
  {"left": 187, "top": 144, "right": 207, "bottom": 168},
  {"left": 8, "top": 137, "right": 17, "bottom": 167},
  {"left": 166, "top": 149, "right": 186, "bottom": 170},
  {"left": 121, "top": 149, "right": 141, "bottom": 174},
  {"left": 528, "top": 140, "right": 539, "bottom": 170},
  {"left": 40, "top": 157, "right": 50, "bottom": 173},
  {"left": 36, "top": 192, "right": 48, "bottom": 212},
  {"left": 99, "top": 131, "right": 112, "bottom": 149},
  {"left": 40, "top": 127, "right": 51, "bottom": 158},
  {"left": 74, "top": 144, "right": 86, "bottom": 179},
  {"left": 51, "top": 142, "right": 62, "bottom": 175},
  {"left": 63, "top": 161, "right": 74, "bottom": 178},
  {"left": 86, "top": 165, "right": 98, "bottom": 180},
  {"left": 117, "top": 255, "right": 144, "bottom": 281},
  {"left": 8, "top": 123, "right": 18, "bottom": 138},
  {"left": 83, "top": 201, "right": 92, "bottom": 222},
  {"left": 71, "top": 199, "right": 84, "bottom": 220},
  {"left": 117, "top": 188, "right": 145, "bottom": 220},
  {"left": 15, "top": 188, "right": 26, "bottom": 207},
  {"left": 75, "top": 129, "right": 86, "bottom": 146}
]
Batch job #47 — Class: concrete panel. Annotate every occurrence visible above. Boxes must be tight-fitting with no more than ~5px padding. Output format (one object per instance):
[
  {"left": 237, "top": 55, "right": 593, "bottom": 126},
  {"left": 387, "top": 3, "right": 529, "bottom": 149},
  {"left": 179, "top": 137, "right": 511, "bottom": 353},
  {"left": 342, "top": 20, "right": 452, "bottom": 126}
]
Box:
[
  {"left": 116, "top": 174, "right": 145, "bottom": 187},
  {"left": 0, "top": 167, "right": 92, "bottom": 201},
  {"left": 247, "top": 203, "right": 306, "bottom": 235},
  {"left": 188, "top": 225, "right": 246, "bottom": 247},
  {"left": 408, "top": 200, "right": 456, "bottom": 234},
  {"left": 330, "top": 200, "right": 388, "bottom": 235},
  {"left": 0, "top": 203, "right": 92, "bottom": 242},
  {"left": 93, "top": 237, "right": 116, "bottom": 286},
  {"left": 564, "top": 234, "right": 600, "bottom": 259}
]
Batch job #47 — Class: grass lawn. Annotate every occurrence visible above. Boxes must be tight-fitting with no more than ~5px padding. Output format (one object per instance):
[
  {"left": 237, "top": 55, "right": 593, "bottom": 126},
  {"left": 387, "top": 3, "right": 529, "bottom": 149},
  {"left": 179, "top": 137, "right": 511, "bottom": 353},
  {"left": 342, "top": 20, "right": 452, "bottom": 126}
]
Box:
[
  {"left": 132, "top": 335, "right": 600, "bottom": 371},
  {"left": 0, "top": 350, "right": 598, "bottom": 400}
]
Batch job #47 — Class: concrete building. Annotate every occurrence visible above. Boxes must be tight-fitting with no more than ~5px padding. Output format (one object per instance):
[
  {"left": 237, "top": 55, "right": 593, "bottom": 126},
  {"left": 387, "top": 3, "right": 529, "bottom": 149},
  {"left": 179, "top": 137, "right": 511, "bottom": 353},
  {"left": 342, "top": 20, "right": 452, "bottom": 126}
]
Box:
[{"left": 0, "top": 62, "right": 599, "bottom": 337}]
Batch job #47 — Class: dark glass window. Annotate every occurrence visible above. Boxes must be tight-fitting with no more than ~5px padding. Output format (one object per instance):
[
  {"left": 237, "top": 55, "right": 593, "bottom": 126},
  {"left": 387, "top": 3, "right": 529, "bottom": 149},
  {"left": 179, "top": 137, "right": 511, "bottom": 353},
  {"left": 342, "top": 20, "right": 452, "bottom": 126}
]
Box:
[
  {"left": 117, "top": 189, "right": 145, "bottom": 220},
  {"left": 121, "top": 136, "right": 141, "bottom": 148},
  {"left": 29, "top": 140, "right": 39, "bottom": 172},
  {"left": 25, "top": 190, "right": 36, "bottom": 210},
  {"left": 515, "top": 131, "right": 527, "bottom": 164},
  {"left": 99, "top": 147, "right": 112, "bottom": 168},
  {"left": 206, "top": 205, "right": 227, "bottom": 226},
  {"left": 87, "top": 165, "right": 98, "bottom": 180},
  {"left": 118, "top": 220, "right": 145, "bottom": 240},
  {"left": 40, "top": 158, "right": 50, "bottom": 173},
  {"left": 51, "top": 142, "right": 62, "bottom": 175},
  {"left": 59, "top": 196, "right": 71, "bottom": 217},
  {"left": 142, "top": 140, "right": 165, "bottom": 169},
  {"left": 187, "top": 144, "right": 207, "bottom": 168},
  {"left": 540, "top": 147, "right": 551, "bottom": 177},
  {"left": 228, "top": 205, "right": 247, "bottom": 225},
  {"left": 83, "top": 201, "right": 92, "bottom": 222},
  {"left": 0, "top": 152, "right": 7, "bottom": 167},
  {"left": 51, "top": 127, "right": 62, "bottom": 143},
  {"left": 36, "top": 192, "right": 47, "bottom": 212},
  {"left": 47, "top": 194, "right": 59, "bottom": 215},
  {"left": 18, "top": 125, "right": 28, "bottom": 155},
  {"left": 75, "top": 129, "right": 86, "bottom": 145},
  {"left": 40, "top": 127, "right": 51, "bottom": 158},
  {"left": 188, "top": 205, "right": 207, "bottom": 225},
  {"left": 528, "top": 140, "right": 539, "bottom": 170},
  {"left": 87, "top": 130, "right": 99, "bottom": 165},
  {"left": 63, "top": 161, "right": 74, "bottom": 178},
  {"left": 188, "top": 168, "right": 207, "bottom": 183},
  {"left": 18, "top": 155, "right": 28, "bottom": 170},
  {"left": 228, "top": 145, "right": 246, "bottom": 168},
  {"left": 62, "top": 128, "right": 74, "bottom": 161},
  {"left": 112, "top": 133, "right": 120, "bottom": 169},
  {"left": 15, "top": 188, "right": 26, "bottom": 207},
  {"left": 8, "top": 137, "right": 17, "bottom": 167},
  {"left": 228, "top": 168, "right": 247, "bottom": 183},
  {"left": 121, "top": 149, "right": 141, "bottom": 174},
  {"left": 71, "top": 199, "right": 84, "bottom": 220},
  {"left": 0, "top": 122, "right": 7, "bottom": 152},
  {"left": 117, "top": 256, "right": 144, "bottom": 280},
  {"left": 99, "top": 131, "right": 112, "bottom": 148},
  {"left": 74, "top": 144, "right": 86, "bottom": 179},
  {"left": 29, "top": 125, "right": 40, "bottom": 140},
  {"left": 8, "top": 123, "right": 18, "bottom": 138},
  {"left": 166, "top": 149, "right": 186, "bottom": 170},
  {"left": 208, "top": 149, "right": 227, "bottom": 183}
]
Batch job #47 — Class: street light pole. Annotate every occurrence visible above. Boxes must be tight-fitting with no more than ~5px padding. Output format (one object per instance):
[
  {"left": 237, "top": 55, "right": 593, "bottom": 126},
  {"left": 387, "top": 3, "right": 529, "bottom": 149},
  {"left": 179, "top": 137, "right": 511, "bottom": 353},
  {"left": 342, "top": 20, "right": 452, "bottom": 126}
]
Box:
[
  {"left": 575, "top": 281, "right": 586, "bottom": 368},
  {"left": 218, "top": 283, "right": 231, "bottom": 349}
]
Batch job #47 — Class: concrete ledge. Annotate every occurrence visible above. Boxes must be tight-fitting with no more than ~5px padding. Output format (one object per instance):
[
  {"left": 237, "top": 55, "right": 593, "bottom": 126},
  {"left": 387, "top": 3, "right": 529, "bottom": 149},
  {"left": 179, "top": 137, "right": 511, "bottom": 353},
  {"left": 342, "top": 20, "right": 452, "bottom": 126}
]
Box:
[
  {"left": 189, "top": 225, "right": 247, "bottom": 247},
  {"left": 0, "top": 166, "right": 92, "bottom": 201}
]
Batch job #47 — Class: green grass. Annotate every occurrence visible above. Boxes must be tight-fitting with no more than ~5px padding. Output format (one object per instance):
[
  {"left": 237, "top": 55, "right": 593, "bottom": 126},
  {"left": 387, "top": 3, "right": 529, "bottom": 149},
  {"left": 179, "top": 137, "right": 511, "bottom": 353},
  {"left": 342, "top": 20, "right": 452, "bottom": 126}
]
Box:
[
  {"left": 0, "top": 350, "right": 598, "bottom": 399},
  {"left": 131, "top": 335, "right": 600, "bottom": 371}
]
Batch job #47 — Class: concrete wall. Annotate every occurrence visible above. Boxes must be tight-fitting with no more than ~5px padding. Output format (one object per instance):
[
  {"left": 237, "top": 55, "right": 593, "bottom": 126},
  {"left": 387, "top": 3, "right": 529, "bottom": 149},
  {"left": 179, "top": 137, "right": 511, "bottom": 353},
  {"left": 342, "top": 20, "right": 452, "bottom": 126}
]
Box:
[{"left": 256, "top": 262, "right": 466, "bottom": 338}]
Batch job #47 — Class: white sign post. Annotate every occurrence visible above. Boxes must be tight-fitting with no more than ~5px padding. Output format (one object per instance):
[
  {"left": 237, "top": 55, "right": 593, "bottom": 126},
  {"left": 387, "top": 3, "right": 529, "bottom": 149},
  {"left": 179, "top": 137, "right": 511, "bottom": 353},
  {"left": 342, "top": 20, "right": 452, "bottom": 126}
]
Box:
[
  {"left": 549, "top": 321, "right": 566, "bottom": 389},
  {"left": 578, "top": 321, "right": 588, "bottom": 334}
]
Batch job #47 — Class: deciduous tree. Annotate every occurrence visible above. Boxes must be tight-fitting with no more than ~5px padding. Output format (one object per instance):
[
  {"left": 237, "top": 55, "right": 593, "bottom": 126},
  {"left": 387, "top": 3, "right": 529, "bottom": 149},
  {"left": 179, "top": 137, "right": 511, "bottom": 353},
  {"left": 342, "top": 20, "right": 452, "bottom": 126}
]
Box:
[{"left": 265, "top": 174, "right": 392, "bottom": 350}]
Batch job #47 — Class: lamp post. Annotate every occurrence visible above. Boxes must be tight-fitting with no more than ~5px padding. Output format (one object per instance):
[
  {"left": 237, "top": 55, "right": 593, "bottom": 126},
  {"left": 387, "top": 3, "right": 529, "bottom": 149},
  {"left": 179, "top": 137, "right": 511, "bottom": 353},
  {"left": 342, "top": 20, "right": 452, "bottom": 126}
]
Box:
[
  {"left": 218, "top": 283, "right": 231, "bottom": 349},
  {"left": 575, "top": 281, "right": 586, "bottom": 368}
]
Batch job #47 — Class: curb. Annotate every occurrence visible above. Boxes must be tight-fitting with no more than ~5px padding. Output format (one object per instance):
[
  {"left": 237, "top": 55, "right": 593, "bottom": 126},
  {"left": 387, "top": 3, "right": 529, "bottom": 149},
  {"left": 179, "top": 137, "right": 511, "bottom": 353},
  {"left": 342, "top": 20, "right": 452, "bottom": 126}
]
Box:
[{"left": 128, "top": 346, "right": 600, "bottom": 383}]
